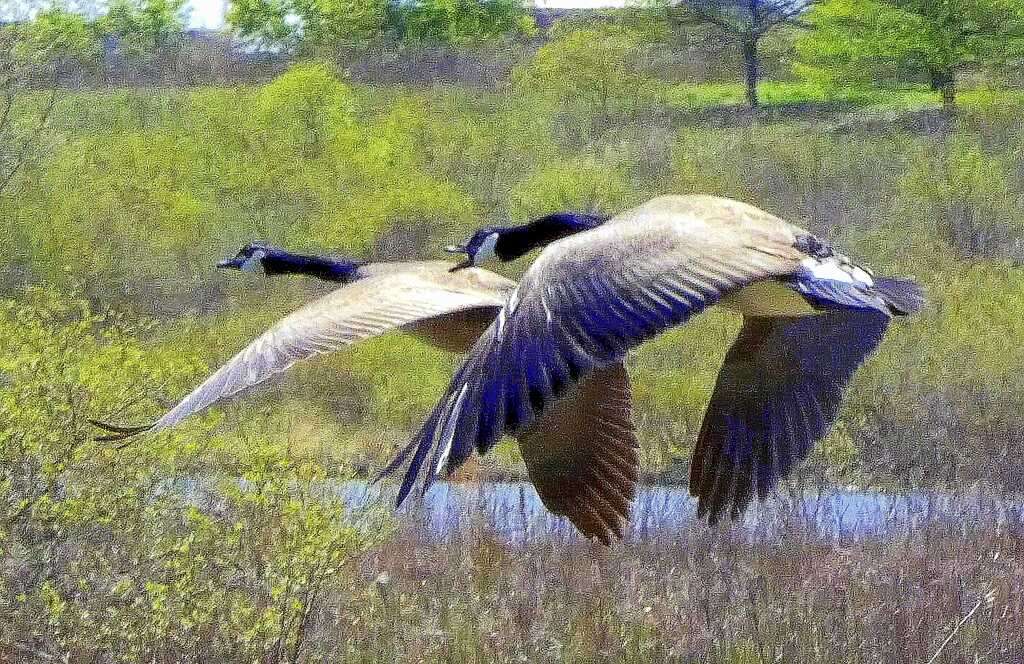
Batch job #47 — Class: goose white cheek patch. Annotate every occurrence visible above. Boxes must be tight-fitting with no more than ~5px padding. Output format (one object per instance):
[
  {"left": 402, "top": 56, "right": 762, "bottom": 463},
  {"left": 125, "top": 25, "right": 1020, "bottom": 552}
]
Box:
[
  {"left": 241, "top": 250, "right": 267, "bottom": 273},
  {"left": 474, "top": 233, "right": 499, "bottom": 265}
]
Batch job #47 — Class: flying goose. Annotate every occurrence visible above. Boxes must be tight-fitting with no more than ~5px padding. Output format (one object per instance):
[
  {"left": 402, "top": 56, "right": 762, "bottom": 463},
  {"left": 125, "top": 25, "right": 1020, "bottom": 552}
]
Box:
[
  {"left": 385, "top": 195, "right": 924, "bottom": 526},
  {"left": 91, "top": 237, "right": 641, "bottom": 544}
]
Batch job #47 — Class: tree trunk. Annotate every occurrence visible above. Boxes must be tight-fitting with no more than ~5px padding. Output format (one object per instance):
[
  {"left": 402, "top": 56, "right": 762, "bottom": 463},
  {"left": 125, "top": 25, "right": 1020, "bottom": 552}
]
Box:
[
  {"left": 742, "top": 39, "right": 760, "bottom": 110},
  {"left": 929, "top": 68, "right": 956, "bottom": 114}
]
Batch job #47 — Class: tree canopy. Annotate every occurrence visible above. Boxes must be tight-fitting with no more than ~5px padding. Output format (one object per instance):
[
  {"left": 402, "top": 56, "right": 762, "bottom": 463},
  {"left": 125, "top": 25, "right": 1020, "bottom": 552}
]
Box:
[
  {"left": 395, "top": 0, "right": 536, "bottom": 45},
  {"left": 99, "top": 0, "right": 188, "bottom": 55},
  {"left": 666, "top": 1, "right": 817, "bottom": 108},
  {"left": 797, "top": 0, "right": 1024, "bottom": 110},
  {"left": 228, "top": 0, "right": 392, "bottom": 51},
  {"left": 228, "top": 0, "right": 534, "bottom": 51}
]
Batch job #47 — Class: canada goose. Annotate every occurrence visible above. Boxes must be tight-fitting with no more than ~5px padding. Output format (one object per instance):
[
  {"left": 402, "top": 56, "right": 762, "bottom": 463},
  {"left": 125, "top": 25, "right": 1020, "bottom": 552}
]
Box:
[
  {"left": 386, "top": 195, "right": 924, "bottom": 526},
  {"left": 91, "top": 239, "right": 640, "bottom": 544}
]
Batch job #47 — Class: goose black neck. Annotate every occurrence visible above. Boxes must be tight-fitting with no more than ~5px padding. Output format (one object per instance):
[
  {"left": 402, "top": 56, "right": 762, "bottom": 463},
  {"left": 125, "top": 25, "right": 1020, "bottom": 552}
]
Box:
[
  {"left": 262, "top": 250, "right": 362, "bottom": 283},
  {"left": 497, "top": 212, "right": 607, "bottom": 261}
]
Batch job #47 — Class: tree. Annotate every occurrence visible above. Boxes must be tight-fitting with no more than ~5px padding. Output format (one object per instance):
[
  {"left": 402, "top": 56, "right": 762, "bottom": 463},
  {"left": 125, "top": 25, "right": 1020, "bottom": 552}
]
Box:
[
  {"left": 511, "top": 25, "right": 660, "bottom": 133},
  {"left": 796, "top": 0, "right": 1024, "bottom": 112},
  {"left": 255, "top": 61, "right": 357, "bottom": 157},
  {"left": 99, "top": 0, "right": 188, "bottom": 56},
  {"left": 228, "top": 0, "right": 391, "bottom": 52},
  {"left": 666, "top": 1, "right": 817, "bottom": 108},
  {"left": 228, "top": 0, "right": 533, "bottom": 51},
  {"left": 0, "top": 9, "right": 99, "bottom": 197},
  {"left": 394, "top": 0, "right": 535, "bottom": 44}
]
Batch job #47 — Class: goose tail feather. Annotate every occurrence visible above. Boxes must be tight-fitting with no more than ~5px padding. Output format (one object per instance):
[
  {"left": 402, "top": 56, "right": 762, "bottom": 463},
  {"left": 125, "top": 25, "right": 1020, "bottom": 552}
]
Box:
[{"left": 872, "top": 276, "right": 925, "bottom": 316}]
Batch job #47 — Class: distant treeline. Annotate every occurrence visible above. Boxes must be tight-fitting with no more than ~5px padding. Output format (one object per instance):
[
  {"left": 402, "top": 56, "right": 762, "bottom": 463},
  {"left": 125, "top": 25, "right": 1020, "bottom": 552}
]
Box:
[{"left": 31, "top": 16, "right": 749, "bottom": 90}]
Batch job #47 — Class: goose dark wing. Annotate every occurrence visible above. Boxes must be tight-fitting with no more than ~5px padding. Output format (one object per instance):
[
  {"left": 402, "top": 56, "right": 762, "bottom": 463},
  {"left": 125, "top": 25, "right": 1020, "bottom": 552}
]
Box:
[
  {"left": 517, "top": 362, "right": 638, "bottom": 545},
  {"left": 93, "top": 269, "right": 508, "bottom": 439},
  {"left": 689, "top": 310, "right": 890, "bottom": 524},
  {"left": 388, "top": 204, "right": 806, "bottom": 504}
]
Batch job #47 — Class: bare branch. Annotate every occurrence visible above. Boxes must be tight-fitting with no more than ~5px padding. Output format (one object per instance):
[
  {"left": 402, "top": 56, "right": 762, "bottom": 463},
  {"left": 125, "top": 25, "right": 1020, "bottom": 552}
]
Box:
[{"left": 670, "top": 0, "right": 818, "bottom": 37}]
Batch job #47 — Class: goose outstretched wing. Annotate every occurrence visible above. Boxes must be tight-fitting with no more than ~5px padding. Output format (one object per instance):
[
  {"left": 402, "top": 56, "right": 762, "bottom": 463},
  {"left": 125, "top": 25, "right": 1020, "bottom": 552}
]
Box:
[
  {"left": 92, "top": 267, "right": 509, "bottom": 440},
  {"left": 689, "top": 311, "right": 890, "bottom": 524},
  {"left": 518, "top": 362, "right": 638, "bottom": 545}
]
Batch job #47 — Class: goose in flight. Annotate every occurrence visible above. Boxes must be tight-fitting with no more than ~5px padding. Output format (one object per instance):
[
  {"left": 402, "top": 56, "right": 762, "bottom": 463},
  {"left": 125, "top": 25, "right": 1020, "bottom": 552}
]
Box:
[
  {"left": 91, "top": 236, "right": 642, "bottom": 544},
  {"left": 384, "top": 195, "right": 924, "bottom": 526}
]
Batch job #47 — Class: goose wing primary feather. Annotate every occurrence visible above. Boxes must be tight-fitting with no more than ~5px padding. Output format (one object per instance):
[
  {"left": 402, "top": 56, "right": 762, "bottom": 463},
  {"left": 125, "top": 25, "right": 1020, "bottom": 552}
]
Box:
[
  {"left": 391, "top": 196, "right": 807, "bottom": 506},
  {"left": 93, "top": 268, "right": 509, "bottom": 440},
  {"left": 689, "top": 311, "right": 890, "bottom": 524},
  {"left": 517, "top": 362, "right": 638, "bottom": 545}
]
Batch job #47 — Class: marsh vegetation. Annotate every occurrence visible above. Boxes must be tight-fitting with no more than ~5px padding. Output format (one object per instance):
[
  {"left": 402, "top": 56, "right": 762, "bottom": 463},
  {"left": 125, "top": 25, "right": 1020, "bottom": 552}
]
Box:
[{"left": 4, "top": 1, "right": 1024, "bottom": 660}]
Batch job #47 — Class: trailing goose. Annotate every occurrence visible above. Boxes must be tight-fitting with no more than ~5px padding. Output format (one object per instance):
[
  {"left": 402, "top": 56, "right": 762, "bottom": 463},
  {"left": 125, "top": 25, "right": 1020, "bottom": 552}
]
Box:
[
  {"left": 386, "top": 195, "right": 924, "bottom": 526},
  {"left": 91, "top": 237, "right": 641, "bottom": 544}
]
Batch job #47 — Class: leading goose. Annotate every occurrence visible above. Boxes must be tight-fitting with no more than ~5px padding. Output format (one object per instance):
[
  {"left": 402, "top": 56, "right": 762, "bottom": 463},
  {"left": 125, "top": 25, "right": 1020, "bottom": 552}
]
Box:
[
  {"left": 386, "top": 195, "right": 924, "bottom": 525},
  {"left": 91, "top": 235, "right": 642, "bottom": 544}
]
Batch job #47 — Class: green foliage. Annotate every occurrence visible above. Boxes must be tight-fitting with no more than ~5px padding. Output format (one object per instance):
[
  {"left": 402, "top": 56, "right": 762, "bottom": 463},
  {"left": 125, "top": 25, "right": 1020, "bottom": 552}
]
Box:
[
  {"left": 314, "top": 94, "right": 481, "bottom": 251},
  {"left": 8, "top": 7, "right": 100, "bottom": 65},
  {"left": 0, "top": 9, "right": 102, "bottom": 200},
  {"left": 630, "top": 312, "right": 739, "bottom": 467},
  {"left": 506, "top": 158, "right": 634, "bottom": 219},
  {"left": 228, "top": 0, "right": 534, "bottom": 50},
  {"left": 100, "top": 0, "right": 188, "bottom": 56},
  {"left": 897, "top": 133, "right": 1023, "bottom": 259},
  {"left": 797, "top": 0, "right": 1024, "bottom": 104},
  {"left": 255, "top": 61, "right": 358, "bottom": 156},
  {"left": 0, "top": 286, "right": 385, "bottom": 660},
  {"left": 347, "top": 335, "right": 455, "bottom": 429},
  {"left": 511, "top": 25, "right": 663, "bottom": 133},
  {"left": 228, "top": 0, "right": 390, "bottom": 51},
  {"left": 671, "top": 124, "right": 914, "bottom": 234},
  {"left": 396, "top": 0, "right": 536, "bottom": 44}
]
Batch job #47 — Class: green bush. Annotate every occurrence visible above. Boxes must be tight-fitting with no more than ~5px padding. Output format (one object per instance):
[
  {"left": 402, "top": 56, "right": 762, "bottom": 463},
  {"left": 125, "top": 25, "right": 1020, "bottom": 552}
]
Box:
[
  {"left": 506, "top": 158, "right": 634, "bottom": 219},
  {"left": 511, "top": 25, "right": 663, "bottom": 138},
  {"left": 0, "top": 287, "right": 386, "bottom": 660},
  {"left": 256, "top": 61, "right": 358, "bottom": 158},
  {"left": 896, "top": 132, "right": 1024, "bottom": 260}
]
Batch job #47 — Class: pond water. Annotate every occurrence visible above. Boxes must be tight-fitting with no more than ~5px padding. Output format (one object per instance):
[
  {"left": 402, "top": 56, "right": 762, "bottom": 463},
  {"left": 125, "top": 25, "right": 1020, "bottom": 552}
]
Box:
[
  {"left": 175, "top": 477, "right": 1022, "bottom": 543},
  {"left": 335, "top": 480, "right": 1023, "bottom": 543}
]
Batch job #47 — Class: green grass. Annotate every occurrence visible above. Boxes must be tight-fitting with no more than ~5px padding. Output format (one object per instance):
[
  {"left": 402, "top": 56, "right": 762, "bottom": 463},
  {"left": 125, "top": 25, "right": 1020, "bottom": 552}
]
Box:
[
  {"left": 660, "top": 80, "right": 1023, "bottom": 111},
  {"left": 25, "top": 80, "right": 1024, "bottom": 146}
]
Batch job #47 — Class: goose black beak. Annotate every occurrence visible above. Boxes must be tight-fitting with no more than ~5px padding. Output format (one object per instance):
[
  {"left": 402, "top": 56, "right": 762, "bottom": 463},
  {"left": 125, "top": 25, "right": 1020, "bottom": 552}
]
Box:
[{"left": 445, "top": 243, "right": 472, "bottom": 271}]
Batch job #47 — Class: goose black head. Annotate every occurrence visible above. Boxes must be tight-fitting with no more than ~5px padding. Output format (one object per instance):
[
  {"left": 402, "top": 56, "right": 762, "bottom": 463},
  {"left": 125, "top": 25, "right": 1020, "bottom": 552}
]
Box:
[
  {"left": 217, "top": 242, "right": 363, "bottom": 283},
  {"left": 446, "top": 212, "right": 608, "bottom": 271}
]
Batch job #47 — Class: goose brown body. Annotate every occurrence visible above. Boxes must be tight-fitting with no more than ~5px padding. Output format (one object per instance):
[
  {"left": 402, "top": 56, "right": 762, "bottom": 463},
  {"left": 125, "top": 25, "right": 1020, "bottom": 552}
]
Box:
[{"left": 392, "top": 195, "right": 924, "bottom": 529}]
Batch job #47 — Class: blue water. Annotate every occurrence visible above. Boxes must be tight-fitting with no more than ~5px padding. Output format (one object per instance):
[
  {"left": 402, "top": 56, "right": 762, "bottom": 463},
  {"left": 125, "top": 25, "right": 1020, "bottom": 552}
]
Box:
[
  {"left": 173, "top": 477, "right": 1023, "bottom": 543},
  {"left": 335, "top": 480, "right": 1024, "bottom": 543}
]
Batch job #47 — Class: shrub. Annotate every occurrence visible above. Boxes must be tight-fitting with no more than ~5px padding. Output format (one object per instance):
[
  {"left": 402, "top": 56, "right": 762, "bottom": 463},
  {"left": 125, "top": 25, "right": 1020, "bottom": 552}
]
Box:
[
  {"left": 896, "top": 132, "right": 1024, "bottom": 260},
  {"left": 506, "top": 158, "right": 634, "bottom": 220},
  {"left": 256, "top": 61, "right": 358, "bottom": 158},
  {"left": 511, "top": 25, "right": 663, "bottom": 138},
  {"left": 0, "top": 286, "right": 386, "bottom": 660}
]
